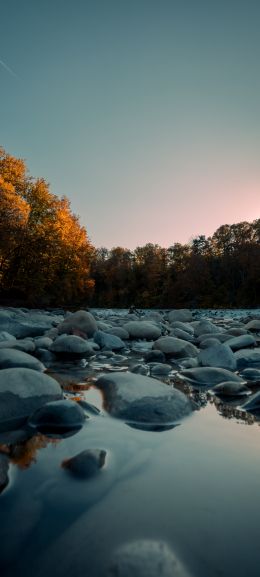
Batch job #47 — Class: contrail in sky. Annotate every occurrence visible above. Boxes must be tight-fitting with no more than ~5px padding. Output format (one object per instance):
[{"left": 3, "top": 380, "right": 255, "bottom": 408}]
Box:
[{"left": 0, "top": 57, "right": 19, "bottom": 79}]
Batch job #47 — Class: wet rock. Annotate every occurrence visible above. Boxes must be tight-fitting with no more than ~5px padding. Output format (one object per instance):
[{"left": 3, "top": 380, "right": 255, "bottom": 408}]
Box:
[
  {"left": 168, "top": 309, "right": 193, "bottom": 323},
  {"left": 153, "top": 336, "right": 198, "bottom": 359},
  {"left": 34, "top": 336, "right": 53, "bottom": 350},
  {"left": 0, "top": 368, "right": 62, "bottom": 429},
  {"left": 244, "top": 319, "right": 260, "bottom": 332},
  {"left": 94, "top": 331, "right": 125, "bottom": 351},
  {"left": 50, "top": 335, "right": 95, "bottom": 358},
  {"left": 34, "top": 348, "right": 55, "bottom": 364},
  {"left": 106, "top": 539, "right": 190, "bottom": 577},
  {"left": 177, "top": 367, "right": 246, "bottom": 387},
  {"left": 213, "top": 381, "right": 250, "bottom": 396},
  {"left": 194, "top": 320, "right": 221, "bottom": 337},
  {"left": 123, "top": 321, "right": 161, "bottom": 340},
  {"left": 57, "top": 310, "right": 98, "bottom": 337},
  {"left": 169, "top": 328, "right": 194, "bottom": 342},
  {"left": 169, "top": 321, "right": 194, "bottom": 334},
  {"left": 179, "top": 358, "right": 199, "bottom": 369},
  {"left": 199, "top": 337, "right": 222, "bottom": 349},
  {"left": 240, "top": 368, "right": 260, "bottom": 384},
  {"left": 242, "top": 391, "right": 260, "bottom": 412},
  {"left": 225, "top": 335, "right": 256, "bottom": 351},
  {"left": 130, "top": 364, "right": 150, "bottom": 375},
  {"left": 198, "top": 344, "right": 237, "bottom": 371},
  {"left": 144, "top": 349, "right": 166, "bottom": 363},
  {"left": 105, "top": 326, "right": 129, "bottom": 340},
  {"left": 0, "top": 454, "right": 9, "bottom": 494},
  {"left": 234, "top": 348, "right": 260, "bottom": 369},
  {"left": 149, "top": 363, "right": 172, "bottom": 376},
  {"left": 144, "top": 311, "right": 164, "bottom": 322},
  {"left": 28, "top": 399, "right": 86, "bottom": 433},
  {"left": 0, "top": 331, "right": 16, "bottom": 343},
  {"left": 225, "top": 327, "right": 248, "bottom": 336},
  {"left": 62, "top": 448, "right": 106, "bottom": 479},
  {"left": 96, "top": 372, "right": 193, "bottom": 424},
  {"left": 0, "top": 348, "right": 45, "bottom": 371}
]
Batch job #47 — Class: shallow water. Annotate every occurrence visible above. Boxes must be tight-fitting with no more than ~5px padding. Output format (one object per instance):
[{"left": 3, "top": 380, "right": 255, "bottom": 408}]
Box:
[
  {"left": 1, "top": 307, "right": 260, "bottom": 577},
  {"left": 0, "top": 370, "right": 259, "bottom": 577}
]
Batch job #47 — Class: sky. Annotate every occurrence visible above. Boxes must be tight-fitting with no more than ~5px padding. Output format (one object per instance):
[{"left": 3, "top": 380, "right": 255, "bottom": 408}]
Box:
[{"left": 0, "top": 0, "right": 260, "bottom": 249}]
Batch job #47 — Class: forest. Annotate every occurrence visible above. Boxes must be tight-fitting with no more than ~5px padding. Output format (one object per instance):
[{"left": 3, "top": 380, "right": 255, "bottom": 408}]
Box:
[{"left": 0, "top": 147, "right": 259, "bottom": 309}]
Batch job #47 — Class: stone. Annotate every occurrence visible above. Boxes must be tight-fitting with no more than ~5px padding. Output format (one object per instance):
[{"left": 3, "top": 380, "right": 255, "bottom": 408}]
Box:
[
  {"left": 244, "top": 319, "right": 260, "bottom": 332},
  {"left": 0, "top": 348, "right": 45, "bottom": 371},
  {"left": 224, "top": 335, "right": 256, "bottom": 351},
  {"left": 0, "top": 331, "right": 16, "bottom": 342},
  {"left": 57, "top": 310, "right": 98, "bottom": 337},
  {"left": 194, "top": 320, "right": 221, "bottom": 337},
  {"left": 123, "top": 321, "right": 161, "bottom": 340},
  {"left": 168, "top": 309, "right": 193, "bottom": 323},
  {"left": 199, "top": 338, "right": 222, "bottom": 349},
  {"left": 144, "top": 349, "right": 166, "bottom": 363},
  {"left": 96, "top": 372, "right": 193, "bottom": 424},
  {"left": 50, "top": 335, "right": 95, "bottom": 358},
  {"left": 106, "top": 540, "right": 190, "bottom": 577},
  {"left": 169, "top": 328, "right": 194, "bottom": 342},
  {"left": 177, "top": 367, "right": 246, "bottom": 387},
  {"left": 34, "top": 337, "right": 53, "bottom": 349},
  {"left": 105, "top": 326, "right": 129, "bottom": 340},
  {"left": 144, "top": 311, "right": 164, "bottom": 322},
  {"left": 0, "top": 368, "right": 62, "bottom": 429},
  {"left": 169, "top": 321, "right": 194, "bottom": 334},
  {"left": 130, "top": 364, "right": 150, "bottom": 375},
  {"left": 153, "top": 336, "right": 198, "bottom": 359},
  {"left": 28, "top": 400, "right": 86, "bottom": 433},
  {"left": 242, "top": 391, "right": 260, "bottom": 412},
  {"left": 149, "top": 362, "right": 172, "bottom": 376},
  {"left": 62, "top": 449, "right": 106, "bottom": 478},
  {"left": 234, "top": 348, "right": 260, "bottom": 369},
  {"left": 213, "top": 381, "right": 250, "bottom": 396},
  {"left": 198, "top": 344, "right": 237, "bottom": 371},
  {"left": 93, "top": 331, "right": 125, "bottom": 350},
  {"left": 240, "top": 368, "right": 260, "bottom": 384}
]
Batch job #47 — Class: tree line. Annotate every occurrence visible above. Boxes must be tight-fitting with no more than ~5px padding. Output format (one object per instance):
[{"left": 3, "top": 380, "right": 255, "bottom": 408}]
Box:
[{"left": 0, "top": 147, "right": 259, "bottom": 308}]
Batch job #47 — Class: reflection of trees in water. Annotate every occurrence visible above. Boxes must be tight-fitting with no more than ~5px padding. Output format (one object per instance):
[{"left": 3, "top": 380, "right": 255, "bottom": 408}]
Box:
[
  {"left": 0, "top": 434, "right": 60, "bottom": 469},
  {"left": 171, "top": 378, "right": 258, "bottom": 426}
]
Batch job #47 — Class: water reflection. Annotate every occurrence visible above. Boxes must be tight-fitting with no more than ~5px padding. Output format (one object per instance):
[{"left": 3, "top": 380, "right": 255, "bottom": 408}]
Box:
[{"left": 0, "top": 433, "right": 60, "bottom": 470}]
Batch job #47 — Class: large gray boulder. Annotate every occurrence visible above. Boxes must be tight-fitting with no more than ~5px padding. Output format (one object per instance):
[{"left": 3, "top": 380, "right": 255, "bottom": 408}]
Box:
[
  {"left": 168, "top": 309, "right": 192, "bottom": 323},
  {"left": 177, "top": 367, "right": 246, "bottom": 387},
  {"left": 96, "top": 371, "right": 193, "bottom": 424},
  {"left": 106, "top": 540, "right": 190, "bottom": 577},
  {"left": 198, "top": 344, "right": 237, "bottom": 371},
  {"left": 153, "top": 336, "right": 198, "bottom": 359},
  {"left": 57, "top": 310, "right": 97, "bottom": 337},
  {"left": 0, "top": 368, "right": 62, "bottom": 429},
  {"left": 50, "top": 335, "right": 96, "bottom": 358},
  {"left": 123, "top": 321, "right": 161, "bottom": 340},
  {"left": 93, "top": 330, "right": 125, "bottom": 350},
  {"left": 0, "top": 348, "right": 45, "bottom": 371},
  {"left": 234, "top": 348, "right": 260, "bottom": 369},
  {"left": 224, "top": 334, "right": 256, "bottom": 351}
]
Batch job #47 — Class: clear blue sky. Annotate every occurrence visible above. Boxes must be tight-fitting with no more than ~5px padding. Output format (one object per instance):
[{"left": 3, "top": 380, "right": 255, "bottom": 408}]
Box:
[{"left": 1, "top": 0, "right": 259, "bottom": 249}]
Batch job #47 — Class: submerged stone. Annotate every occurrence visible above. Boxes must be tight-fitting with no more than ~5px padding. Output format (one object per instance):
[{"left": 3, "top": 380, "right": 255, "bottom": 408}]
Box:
[
  {"left": 62, "top": 449, "right": 106, "bottom": 479},
  {"left": 106, "top": 539, "right": 191, "bottom": 577}
]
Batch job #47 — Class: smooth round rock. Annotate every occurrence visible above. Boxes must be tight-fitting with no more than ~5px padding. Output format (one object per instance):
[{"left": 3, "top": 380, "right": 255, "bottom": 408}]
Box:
[
  {"left": 213, "top": 381, "right": 250, "bottom": 396},
  {"left": 153, "top": 336, "right": 198, "bottom": 359},
  {"left": 123, "top": 321, "right": 161, "bottom": 340},
  {"left": 224, "top": 335, "right": 256, "bottom": 351},
  {"left": 106, "top": 540, "right": 190, "bottom": 577},
  {"left": 0, "top": 348, "right": 45, "bottom": 371},
  {"left": 28, "top": 400, "right": 86, "bottom": 433},
  {"left": 169, "top": 328, "right": 194, "bottom": 342},
  {"left": 0, "top": 368, "right": 62, "bottom": 429},
  {"left": 198, "top": 344, "right": 237, "bottom": 371},
  {"left": 50, "top": 335, "right": 95, "bottom": 358},
  {"left": 242, "top": 391, "right": 260, "bottom": 412},
  {"left": 240, "top": 368, "right": 260, "bottom": 383},
  {"left": 144, "top": 350, "right": 166, "bottom": 363},
  {"left": 244, "top": 319, "right": 260, "bottom": 332},
  {"left": 234, "top": 348, "right": 260, "bottom": 369},
  {"left": 168, "top": 309, "right": 193, "bottom": 323},
  {"left": 96, "top": 371, "right": 193, "bottom": 424},
  {"left": 177, "top": 367, "right": 246, "bottom": 387},
  {"left": 62, "top": 449, "right": 106, "bottom": 478},
  {"left": 93, "top": 331, "right": 125, "bottom": 351},
  {"left": 57, "top": 310, "right": 98, "bottom": 337}
]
